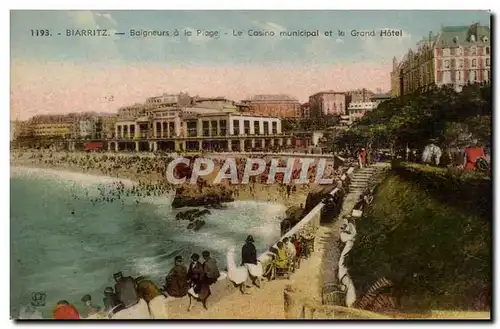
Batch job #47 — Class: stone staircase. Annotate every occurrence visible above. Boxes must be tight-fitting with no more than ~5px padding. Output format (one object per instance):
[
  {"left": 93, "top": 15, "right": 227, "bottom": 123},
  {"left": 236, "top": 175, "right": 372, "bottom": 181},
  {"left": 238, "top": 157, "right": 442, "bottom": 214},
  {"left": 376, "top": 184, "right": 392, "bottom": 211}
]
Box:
[
  {"left": 339, "top": 163, "right": 388, "bottom": 218},
  {"left": 316, "top": 163, "right": 390, "bottom": 294}
]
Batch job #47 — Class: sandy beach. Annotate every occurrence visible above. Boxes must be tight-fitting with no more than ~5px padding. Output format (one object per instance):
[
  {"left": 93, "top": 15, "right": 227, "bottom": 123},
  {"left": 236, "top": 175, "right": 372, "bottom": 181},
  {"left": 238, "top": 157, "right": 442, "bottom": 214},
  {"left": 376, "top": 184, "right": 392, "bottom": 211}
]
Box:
[{"left": 10, "top": 150, "right": 313, "bottom": 208}]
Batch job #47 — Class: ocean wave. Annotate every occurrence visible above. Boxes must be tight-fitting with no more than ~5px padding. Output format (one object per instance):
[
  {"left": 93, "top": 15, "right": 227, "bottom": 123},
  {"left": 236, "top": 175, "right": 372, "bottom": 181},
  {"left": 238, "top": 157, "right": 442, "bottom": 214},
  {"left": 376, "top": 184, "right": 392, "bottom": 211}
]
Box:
[{"left": 11, "top": 166, "right": 135, "bottom": 188}]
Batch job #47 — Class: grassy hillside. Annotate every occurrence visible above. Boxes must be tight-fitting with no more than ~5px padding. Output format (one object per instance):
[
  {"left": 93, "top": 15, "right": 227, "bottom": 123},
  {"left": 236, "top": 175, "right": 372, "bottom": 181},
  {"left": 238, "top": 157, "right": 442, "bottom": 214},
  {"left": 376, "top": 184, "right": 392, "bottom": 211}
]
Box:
[{"left": 346, "top": 163, "right": 491, "bottom": 312}]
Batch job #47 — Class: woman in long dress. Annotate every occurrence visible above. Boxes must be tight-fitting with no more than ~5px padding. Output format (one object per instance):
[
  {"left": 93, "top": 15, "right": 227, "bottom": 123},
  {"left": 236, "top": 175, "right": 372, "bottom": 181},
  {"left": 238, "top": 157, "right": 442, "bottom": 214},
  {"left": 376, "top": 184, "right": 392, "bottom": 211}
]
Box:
[{"left": 187, "top": 253, "right": 211, "bottom": 309}]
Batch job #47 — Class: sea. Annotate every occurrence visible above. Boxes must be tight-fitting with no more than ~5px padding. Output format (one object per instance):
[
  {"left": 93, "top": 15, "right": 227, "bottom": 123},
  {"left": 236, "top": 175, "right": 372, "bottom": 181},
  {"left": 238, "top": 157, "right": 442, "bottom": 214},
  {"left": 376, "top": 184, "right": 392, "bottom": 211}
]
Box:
[{"left": 10, "top": 166, "right": 285, "bottom": 319}]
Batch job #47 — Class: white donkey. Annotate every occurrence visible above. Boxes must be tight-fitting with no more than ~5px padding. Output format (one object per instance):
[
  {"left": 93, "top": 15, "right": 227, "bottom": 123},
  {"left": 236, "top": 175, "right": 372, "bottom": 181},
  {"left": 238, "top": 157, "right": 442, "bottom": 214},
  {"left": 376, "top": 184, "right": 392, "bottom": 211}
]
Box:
[{"left": 226, "top": 246, "right": 250, "bottom": 294}]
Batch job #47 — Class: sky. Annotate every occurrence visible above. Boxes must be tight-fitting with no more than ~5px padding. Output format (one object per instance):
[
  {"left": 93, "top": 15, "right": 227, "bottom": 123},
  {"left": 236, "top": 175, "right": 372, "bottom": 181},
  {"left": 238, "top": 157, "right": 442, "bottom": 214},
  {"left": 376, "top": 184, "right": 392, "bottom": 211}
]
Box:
[{"left": 10, "top": 10, "right": 491, "bottom": 120}]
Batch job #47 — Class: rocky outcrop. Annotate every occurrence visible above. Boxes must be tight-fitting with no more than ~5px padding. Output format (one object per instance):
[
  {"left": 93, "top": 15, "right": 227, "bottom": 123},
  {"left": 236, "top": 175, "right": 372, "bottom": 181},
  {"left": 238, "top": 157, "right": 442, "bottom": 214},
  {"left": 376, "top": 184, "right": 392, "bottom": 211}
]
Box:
[{"left": 171, "top": 187, "right": 234, "bottom": 209}]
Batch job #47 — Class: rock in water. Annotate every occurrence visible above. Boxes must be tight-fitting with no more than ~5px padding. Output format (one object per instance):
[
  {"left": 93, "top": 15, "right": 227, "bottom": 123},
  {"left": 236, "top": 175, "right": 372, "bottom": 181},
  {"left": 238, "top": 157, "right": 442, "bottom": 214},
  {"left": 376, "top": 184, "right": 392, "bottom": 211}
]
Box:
[
  {"left": 187, "top": 222, "right": 195, "bottom": 230},
  {"left": 171, "top": 187, "right": 234, "bottom": 209},
  {"left": 176, "top": 209, "right": 199, "bottom": 221},
  {"left": 197, "top": 209, "right": 211, "bottom": 217},
  {"left": 193, "top": 220, "right": 206, "bottom": 232}
]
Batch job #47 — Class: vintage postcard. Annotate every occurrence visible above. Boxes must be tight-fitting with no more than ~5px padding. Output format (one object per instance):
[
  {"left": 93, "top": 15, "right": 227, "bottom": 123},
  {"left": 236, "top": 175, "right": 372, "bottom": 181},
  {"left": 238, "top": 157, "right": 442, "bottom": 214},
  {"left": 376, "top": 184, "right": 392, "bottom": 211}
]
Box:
[{"left": 10, "top": 10, "right": 492, "bottom": 320}]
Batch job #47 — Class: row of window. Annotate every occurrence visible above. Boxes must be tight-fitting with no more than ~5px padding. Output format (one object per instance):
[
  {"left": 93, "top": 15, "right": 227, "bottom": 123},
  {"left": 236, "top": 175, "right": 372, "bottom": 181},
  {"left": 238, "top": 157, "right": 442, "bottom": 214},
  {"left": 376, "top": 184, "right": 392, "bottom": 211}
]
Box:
[
  {"left": 438, "top": 70, "right": 491, "bottom": 82},
  {"left": 444, "top": 58, "right": 490, "bottom": 69},
  {"left": 443, "top": 46, "right": 490, "bottom": 57}
]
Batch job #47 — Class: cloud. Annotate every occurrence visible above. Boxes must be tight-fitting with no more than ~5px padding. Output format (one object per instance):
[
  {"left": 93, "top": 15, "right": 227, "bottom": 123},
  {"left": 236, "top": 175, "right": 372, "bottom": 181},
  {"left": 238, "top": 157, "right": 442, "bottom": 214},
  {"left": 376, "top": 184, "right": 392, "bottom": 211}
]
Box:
[
  {"left": 252, "top": 21, "right": 287, "bottom": 34},
  {"left": 360, "top": 28, "right": 414, "bottom": 64},
  {"left": 67, "top": 11, "right": 98, "bottom": 27},
  {"left": 95, "top": 13, "right": 117, "bottom": 26},
  {"left": 263, "top": 22, "right": 286, "bottom": 33},
  {"left": 66, "top": 11, "right": 122, "bottom": 61}
]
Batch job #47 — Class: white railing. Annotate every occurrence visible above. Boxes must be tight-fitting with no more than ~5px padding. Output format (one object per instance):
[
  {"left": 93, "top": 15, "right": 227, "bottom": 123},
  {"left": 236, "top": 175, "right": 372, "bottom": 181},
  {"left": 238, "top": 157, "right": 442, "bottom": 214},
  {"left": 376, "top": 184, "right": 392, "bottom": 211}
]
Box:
[{"left": 257, "top": 186, "right": 341, "bottom": 266}]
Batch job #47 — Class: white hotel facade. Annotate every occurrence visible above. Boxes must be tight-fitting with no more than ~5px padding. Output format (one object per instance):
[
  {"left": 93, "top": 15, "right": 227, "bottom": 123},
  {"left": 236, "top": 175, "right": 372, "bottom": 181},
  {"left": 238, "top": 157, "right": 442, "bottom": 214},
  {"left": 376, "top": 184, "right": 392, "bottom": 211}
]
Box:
[{"left": 110, "top": 107, "right": 289, "bottom": 152}]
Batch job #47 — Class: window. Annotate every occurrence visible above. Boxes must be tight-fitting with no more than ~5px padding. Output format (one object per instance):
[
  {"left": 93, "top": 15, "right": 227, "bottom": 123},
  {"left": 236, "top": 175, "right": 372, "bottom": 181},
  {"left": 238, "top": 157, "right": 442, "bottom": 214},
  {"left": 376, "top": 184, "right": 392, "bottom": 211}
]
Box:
[
  {"left": 486, "top": 47, "right": 490, "bottom": 55},
  {"left": 486, "top": 58, "right": 490, "bottom": 66},
  {"left": 457, "top": 71, "right": 461, "bottom": 81},
  {"left": 444, "top": 60, "right": 450, "bottom": 68},
  {"left": 459, "top": 59, "right": 464, "bottom": 68},
  {"left": 471, "top": 47, "right": 476, "bottom": 55},
  {"left": 233, "top": 120, "right": 240, "bottom": 135},
  {"left": 472, "top": 59, "right": 477, "bottom": 67},
  {"left": 456, "top": 47, "right": 462, "bottom": 56}
]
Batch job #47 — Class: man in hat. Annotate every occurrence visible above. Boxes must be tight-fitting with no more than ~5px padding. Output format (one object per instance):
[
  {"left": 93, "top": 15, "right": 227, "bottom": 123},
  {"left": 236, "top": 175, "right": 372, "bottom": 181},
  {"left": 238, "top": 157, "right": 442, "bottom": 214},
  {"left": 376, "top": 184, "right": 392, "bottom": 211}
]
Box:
[
  {"left": 241, "top": 235, "right": 257, "bottom": 266},
  {"left": 81, "top": 294, "right": 101, "bottom": 318},
  {"left": 202, "top": 251, "right": 220, "bottom": 285},
  {"left": 113, "top": 271, "right": 140, "bottom": 309},
  {"left": 102, "top": 287, "right": 122, "bottom": 313}
]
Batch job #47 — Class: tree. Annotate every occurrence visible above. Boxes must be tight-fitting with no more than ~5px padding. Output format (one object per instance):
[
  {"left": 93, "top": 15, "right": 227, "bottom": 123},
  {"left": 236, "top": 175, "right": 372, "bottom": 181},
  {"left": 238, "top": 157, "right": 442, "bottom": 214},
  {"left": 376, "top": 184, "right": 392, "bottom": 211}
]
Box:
[{"left": 332, "top": 83, "right": 491, "bottom": 153}]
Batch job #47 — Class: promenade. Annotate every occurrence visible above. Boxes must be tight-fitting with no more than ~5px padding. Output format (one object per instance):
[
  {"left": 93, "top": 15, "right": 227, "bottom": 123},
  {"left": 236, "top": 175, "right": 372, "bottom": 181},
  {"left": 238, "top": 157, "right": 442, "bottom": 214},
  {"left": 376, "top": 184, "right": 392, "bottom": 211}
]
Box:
[{"left": 165, "top": 163, "right": 389, "bottom": 319}]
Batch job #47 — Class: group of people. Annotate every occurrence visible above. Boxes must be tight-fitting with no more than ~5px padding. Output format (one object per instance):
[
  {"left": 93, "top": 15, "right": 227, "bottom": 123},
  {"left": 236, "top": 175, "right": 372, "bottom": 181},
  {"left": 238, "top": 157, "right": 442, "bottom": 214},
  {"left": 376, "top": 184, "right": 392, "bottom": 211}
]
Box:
[
  {"left": 44, "top": 250, "right": 221, "bottom": 319},
  {"left": 417, "top": 139, "right": 489, "bottom": 171},
  {"left": 22, "top": 225, "right": 318, "bottom": 320},
  {"left": 269, "top": 224, "right": 315, "bottom": 279}
]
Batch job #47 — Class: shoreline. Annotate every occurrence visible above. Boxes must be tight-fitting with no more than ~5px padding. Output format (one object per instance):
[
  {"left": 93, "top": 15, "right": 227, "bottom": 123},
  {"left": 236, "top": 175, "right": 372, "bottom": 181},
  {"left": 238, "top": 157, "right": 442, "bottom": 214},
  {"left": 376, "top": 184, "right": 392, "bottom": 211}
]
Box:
[
  {"left": 10, "top": 152, "right": 311, "bottom": 208},
  {"left": 10, "top": 151, "right": 324, "bottom": 319}
]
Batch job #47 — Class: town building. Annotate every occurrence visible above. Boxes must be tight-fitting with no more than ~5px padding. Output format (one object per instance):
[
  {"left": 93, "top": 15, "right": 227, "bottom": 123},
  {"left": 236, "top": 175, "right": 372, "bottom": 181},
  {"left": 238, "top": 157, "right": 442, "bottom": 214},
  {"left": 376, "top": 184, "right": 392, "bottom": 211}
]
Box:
[
  {"left": 300, "top": 103, "right": 311, "bottom": 119},
  {"left": 72, "top": 116, "right": 97, "bottom": 139},
  {"left": 370, "top": 93, "right": 392, "bottom": 104},
  {"left": 434, "top": 23, "right": 491, "bottom": 90},
  {"left": 241, "top": 94, "right": 301, "bottom": 118},
  {"left": 12, "top": 120, "right": 33, "bottom": 139},
  {"left": 29, "top": 115, "right": 73, "bottom": 138},
  {"left": 100, "top": 114, "right": 118, "bottom": 139},
  {"left": 346, "top": 88, "right": 375, "bottom": 102},
  {"left": 346, "top": 101, "right": 379, "bottom": 124},
  {"left": 111, "top": 108, "right": 288, "bottom": 152},
  {"left": 235, "top": 102, "right": 252, "bottom": 113},
  {"left": 391, "top": 23, "right": 491, "bottom": 97},
  {"left": 145, "top": 92, "right": 192, "bottom": 109},
  {"left": 191, "top": 97, "right": 238, "bottom": 112},
  {"left": 309, "top": 91, "right": 350, "bottom": 117}
]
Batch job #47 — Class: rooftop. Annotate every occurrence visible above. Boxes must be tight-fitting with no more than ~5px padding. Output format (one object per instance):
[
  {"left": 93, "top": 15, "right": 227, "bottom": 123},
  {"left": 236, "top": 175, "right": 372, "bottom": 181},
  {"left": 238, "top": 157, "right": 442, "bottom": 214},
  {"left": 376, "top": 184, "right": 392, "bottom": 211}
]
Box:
[
  {"left": 435, "top": 23, "right": 490, "bottom": 49},
  {"left": 245, "top": 94, "right": 298, "bottom": 102},
  {"left": 309, "top": 90, "right": 345, "bottom": 97},
  {"left": 371, "top": 93, "right": 392, "bottom": 99}
]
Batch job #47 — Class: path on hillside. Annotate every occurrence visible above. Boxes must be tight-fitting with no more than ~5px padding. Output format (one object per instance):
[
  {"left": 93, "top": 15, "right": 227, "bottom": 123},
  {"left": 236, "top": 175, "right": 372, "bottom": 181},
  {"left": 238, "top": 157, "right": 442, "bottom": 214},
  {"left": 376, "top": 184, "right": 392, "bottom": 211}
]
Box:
[{"left": 167, "top": 163, "right": 389, "bottom": 319}]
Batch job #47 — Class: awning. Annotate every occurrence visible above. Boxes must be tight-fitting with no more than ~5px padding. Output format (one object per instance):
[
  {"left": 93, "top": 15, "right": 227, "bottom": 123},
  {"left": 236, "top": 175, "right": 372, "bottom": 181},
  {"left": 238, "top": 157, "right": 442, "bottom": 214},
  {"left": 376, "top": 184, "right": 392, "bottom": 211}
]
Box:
[{"left": 84, "top": 142, "right": 104, "bottom": 151}]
